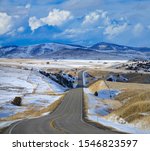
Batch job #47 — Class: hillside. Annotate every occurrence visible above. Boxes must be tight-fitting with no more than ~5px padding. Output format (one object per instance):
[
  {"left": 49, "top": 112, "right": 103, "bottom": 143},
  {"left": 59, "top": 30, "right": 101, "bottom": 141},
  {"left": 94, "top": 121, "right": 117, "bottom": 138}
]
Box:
[{"left": 0, "top": 42, "right": 149, "bottom": 60}]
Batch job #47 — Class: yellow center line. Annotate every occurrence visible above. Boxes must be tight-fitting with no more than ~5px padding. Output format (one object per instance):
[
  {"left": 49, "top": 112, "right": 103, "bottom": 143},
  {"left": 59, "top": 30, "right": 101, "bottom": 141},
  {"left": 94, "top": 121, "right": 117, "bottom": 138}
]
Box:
[{"left": 49, "top": 114, "right": 70, "bottom": 133}]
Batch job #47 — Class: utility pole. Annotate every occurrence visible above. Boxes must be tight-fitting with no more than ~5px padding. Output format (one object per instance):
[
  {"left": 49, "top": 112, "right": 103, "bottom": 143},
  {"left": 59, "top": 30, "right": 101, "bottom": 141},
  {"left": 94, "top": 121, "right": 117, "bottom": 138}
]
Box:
[{"left": 102, "top": 75, "right": 112, "bottom": 99}]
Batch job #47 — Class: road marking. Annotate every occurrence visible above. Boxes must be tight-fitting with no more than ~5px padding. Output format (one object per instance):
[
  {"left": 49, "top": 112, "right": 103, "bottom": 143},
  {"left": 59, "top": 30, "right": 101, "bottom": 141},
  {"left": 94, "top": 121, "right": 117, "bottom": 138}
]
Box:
[
  {"left": 50, "top": 119, "right": 56, "bottom": 128},
  {"left": 81, "top": 89, "right": 97, "bottom": 129},
  {"left": 9, "top": 120, "right": 23, "bottom": 134},
  {"left": 48, "top": 92, "right": 71, "bottom": 133},
  {"left": 81, "top": 72, "right": 105, "bottom": 130},
  {"left": 49, "top": 115, "right": 70, "bottom": 133},
  {"left": 82, "top": 71, "right": 86, "bottom": 86}
]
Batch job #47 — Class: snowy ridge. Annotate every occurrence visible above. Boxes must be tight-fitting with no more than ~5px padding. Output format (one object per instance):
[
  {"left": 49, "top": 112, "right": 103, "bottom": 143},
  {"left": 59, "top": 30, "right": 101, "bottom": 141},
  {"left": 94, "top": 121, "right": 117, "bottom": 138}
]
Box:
[{"left": 0, "top": 42, "right": 150, "bottom": 59}]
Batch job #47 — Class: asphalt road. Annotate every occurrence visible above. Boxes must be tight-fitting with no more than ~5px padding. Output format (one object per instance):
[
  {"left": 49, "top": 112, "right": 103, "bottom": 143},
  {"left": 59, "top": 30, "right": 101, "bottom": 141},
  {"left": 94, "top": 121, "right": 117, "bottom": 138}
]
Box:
[{"left": 4, "top": 71, "right": 117, "bottom": 134}]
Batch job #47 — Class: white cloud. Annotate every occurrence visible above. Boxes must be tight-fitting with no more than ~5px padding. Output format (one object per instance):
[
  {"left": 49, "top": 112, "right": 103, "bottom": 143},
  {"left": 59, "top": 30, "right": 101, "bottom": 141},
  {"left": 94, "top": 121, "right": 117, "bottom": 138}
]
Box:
[
  {"left": 25, "top": 4, "right": 31, "bottom": 9},
  {"left": 0, "top": 12, "right": 12, "bottom": 35},
  {"left": 41, "top": 9, "right": 72, "bottom": 26},
  {"left": 54, "top": 27, "right": 97, "bottom": 40},
  {"left": 29, "top": 16, "right": 44, "bottom": 31},
  {"left": 104, "top": 23, "right": 128, "bottom": 38},
  {"left": 60, "top": 28, "right": 90, "bottom": 38},
  {"left": 83, "top": 10, "right": 107, "bottom": 25},
  {"left": 17, "top": 26, "right": 24, "bottom": 32},
  {"left": 29, "top": 9, "right": 72, "bottom": 31},
  {"left": 133, "top": 23, "right": 144, "bottom": 36}
]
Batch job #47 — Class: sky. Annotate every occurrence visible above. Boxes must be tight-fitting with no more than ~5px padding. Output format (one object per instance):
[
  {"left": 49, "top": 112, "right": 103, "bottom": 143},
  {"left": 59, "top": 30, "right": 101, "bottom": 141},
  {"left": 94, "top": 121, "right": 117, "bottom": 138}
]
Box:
[{"left": 0, "top": 0, "right": 150, "bottom": 47}]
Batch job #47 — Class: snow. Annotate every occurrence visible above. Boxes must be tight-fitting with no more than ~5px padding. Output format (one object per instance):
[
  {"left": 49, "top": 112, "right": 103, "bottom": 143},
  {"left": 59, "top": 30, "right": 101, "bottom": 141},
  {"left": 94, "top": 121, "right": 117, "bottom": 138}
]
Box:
[
  {"left": 62, "top": 72, "right": 78, "bottom": 88},
  {"left": 23, "top": 94, "right": 61, "bottom": 107},
  {"left": 98, "top": 89, "right": 120, "bottom": 99},
  {"left": 0, "top": 77, "right": 33, "bottom": 93},
  {"left": 95, "top": 106, "right": 110, "bottom": 116},
  {"left": 0, "top": 59, "right": 128, "bottom": 70},
  {"left": 42, "top": 75, "right": 67, "bottom": 93},
  {"left": 0, "top": 66, "right": 63, "bottom": 120},
  {"left": 84, "top": 88, "right": 112, "bottom": 116},
  {"left": 0, "top": 59, "right": 130, "bottom": 130},
  {"left": 0, "top": 120, "right": 20, "bottom": 129},
  {"left": 0, "top": 103, "right": 26, "bottom": 118},
  {"left": 88, "top": 115, "right": 150, "bottom": 134},
  {"left": 27, "top": 71, "right": 54, "bottom": 93},
  {"left": 82, "top": 71, "right": 88, "bottom": 86},
  {"left": 84, "top": 86, "right": 150, "bottom": 133},
  {"left": 0, "top": 93, "right": 62, "bottom": 119},
  {"left": 107, "top": 74, "right": 128, "bottom": 82},
  {"left": 43, "top": 43, "right": 80, "bottom": 50},
  {"left": 61, "top": 72, "right": 76, "bottom": 82}
]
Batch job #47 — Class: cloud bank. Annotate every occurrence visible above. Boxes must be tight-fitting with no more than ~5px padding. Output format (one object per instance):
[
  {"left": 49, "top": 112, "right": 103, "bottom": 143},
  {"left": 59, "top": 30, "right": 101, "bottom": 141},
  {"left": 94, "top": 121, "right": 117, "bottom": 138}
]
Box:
[
  {"left": 0, "top": 12, "right": 12, "bottom": 35},
  {"left": 29, "top": 9, "right": 72, "bottom": 31}
]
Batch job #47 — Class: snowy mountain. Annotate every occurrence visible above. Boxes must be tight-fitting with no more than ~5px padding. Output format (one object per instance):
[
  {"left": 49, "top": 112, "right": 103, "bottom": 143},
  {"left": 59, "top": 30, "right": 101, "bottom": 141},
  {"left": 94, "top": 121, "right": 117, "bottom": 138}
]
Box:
[
  {"left": 91, "top": 42, "right": 150, "bottom": 52},
  {"left": 90, "top": 42, "right": 150, "bottom": 60},
  {"left": 0, "top": 42, "right": 149, "bottom": 60}
]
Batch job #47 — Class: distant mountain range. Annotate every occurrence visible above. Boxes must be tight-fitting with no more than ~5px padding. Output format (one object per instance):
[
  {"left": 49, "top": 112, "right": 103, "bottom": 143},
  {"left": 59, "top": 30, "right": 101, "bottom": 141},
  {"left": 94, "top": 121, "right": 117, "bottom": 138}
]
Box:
[{"left": 0, "top": 42, "right": 150, "bottom": 60}]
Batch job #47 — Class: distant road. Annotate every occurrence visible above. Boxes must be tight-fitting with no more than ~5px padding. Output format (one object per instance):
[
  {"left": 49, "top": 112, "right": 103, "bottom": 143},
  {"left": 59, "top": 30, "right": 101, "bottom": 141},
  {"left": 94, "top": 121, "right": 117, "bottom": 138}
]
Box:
[{"left": 4, "top": 71, "right": 117, "bottom": 134}]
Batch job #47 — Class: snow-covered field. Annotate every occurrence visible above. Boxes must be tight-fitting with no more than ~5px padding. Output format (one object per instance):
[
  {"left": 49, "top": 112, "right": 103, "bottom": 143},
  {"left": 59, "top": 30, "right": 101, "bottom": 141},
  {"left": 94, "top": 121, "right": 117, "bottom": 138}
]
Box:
[
  {"left": 84, "top": 87, "right": 121, "bottom": 116},
  {"left": 0, "top": 59, "right": 127, "bottom": 70},
  {"left": 2, "top": 58, "right": 141, "bottom": 133},
  {"left": 0, "top": 64, "right": 66, "bottom": 129}
]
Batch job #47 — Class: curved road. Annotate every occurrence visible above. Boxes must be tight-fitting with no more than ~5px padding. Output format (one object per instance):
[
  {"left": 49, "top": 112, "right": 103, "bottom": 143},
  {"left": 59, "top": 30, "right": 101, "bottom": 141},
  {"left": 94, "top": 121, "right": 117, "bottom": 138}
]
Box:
[{"left": 4, "top": 71, "right": 117, "bottom": 134}]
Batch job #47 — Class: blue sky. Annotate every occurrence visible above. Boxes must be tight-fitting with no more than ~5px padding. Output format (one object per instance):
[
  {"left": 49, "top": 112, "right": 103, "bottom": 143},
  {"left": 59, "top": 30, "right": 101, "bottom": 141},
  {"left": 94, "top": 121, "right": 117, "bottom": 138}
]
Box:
[{"left": 0, "top": 0, "right": 150, "bottom": 47}]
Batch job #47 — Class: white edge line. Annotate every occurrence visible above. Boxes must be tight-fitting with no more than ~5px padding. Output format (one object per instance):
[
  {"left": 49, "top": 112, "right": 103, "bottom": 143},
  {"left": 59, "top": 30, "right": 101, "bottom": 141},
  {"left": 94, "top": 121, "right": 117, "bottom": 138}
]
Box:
[{"left": 9, "top": 120, "right": 23, "bottom": 134}]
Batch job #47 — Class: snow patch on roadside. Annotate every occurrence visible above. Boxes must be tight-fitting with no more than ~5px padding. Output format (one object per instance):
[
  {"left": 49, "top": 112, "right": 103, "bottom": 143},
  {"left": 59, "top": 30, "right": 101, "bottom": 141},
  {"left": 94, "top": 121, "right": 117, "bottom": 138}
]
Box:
[
  {"left": 43, "top": 75, "right": 67, "bottom": 93},
  {"left": 88, "top": 115, "right": 150, "bottom": 134},
  {"left": 84, "top": 87, "right": 150, "bottom": 133},
  {"left": 98, "top": 89, "right": 121, "bottom": 99},
  {"left": 0, "top": 120, "right": 20, "bottom": 129}
]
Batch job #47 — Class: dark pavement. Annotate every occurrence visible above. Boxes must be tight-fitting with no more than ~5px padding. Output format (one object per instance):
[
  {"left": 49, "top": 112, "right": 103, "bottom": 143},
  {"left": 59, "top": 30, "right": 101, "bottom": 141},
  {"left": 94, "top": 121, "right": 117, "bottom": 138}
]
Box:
[{"left": 4, "top": 71, "right": 117, "bottom": 134}]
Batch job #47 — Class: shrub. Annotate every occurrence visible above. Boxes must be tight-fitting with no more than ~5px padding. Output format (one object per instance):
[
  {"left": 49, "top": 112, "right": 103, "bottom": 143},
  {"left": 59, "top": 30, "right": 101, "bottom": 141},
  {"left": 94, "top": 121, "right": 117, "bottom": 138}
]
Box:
[
  {"left": 94, "top": 91, "right": 98, "bottom": 96},
  {"left": 11, "top": 97, "right": 22, "bottom": 106}
]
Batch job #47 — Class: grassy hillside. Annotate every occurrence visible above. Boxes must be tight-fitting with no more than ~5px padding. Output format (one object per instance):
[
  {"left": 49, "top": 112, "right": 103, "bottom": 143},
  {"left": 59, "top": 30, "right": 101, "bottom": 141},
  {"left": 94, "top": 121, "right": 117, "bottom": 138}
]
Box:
[{"left": 87, "top": 69, "right": 150, "bottom": 130}]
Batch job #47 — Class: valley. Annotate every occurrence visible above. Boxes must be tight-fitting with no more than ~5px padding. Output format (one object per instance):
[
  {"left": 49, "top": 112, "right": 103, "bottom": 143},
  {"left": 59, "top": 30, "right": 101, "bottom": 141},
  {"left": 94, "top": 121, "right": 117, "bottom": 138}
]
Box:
[{"left": 0, "top": 58, "right": 150, "bottom": 134}]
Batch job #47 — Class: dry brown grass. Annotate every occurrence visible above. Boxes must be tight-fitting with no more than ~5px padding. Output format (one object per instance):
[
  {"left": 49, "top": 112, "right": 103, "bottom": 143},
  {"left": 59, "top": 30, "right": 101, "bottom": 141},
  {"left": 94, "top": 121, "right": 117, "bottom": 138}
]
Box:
[
  {"left": 83, "top": 91, "right": 123, "bottom": 133},
  {"left": 128, "top": 91, "right": 150, "bottom": 103},
  {"left": 132, "top": 115, "right": 150, "bottom": 129},
  {"left": 87, "top": 69, "right": 150, "bottom": 84},
  {"left": 65, "top": 69, "right": 79, "bottom": 77},
  {"left": 126, "top": 73, "right": 150, "bottom": 84},
  {"left": 88, "top": 80, "right": 107, "bottom": 93},
  {"left": 115, "top": 89, "right": 138, "bottom": 102},
  {"left": 106, "top": 89, "right": 150, "bottom": 124},
  {"left": 45, "top": 92, "right": 66, "bottom": 96},
  {"left": 46, "top": 68, "right": 62, "bottom": 73},
  {"left": 86, "top": 72, "right": 150, "bottom": 129},
  {"left": 107, "top": 81, "right": 150, "bottom": 90},
  {"left": 83, "top": 94, "right": 89, "bottom": 118},
  {"left": 115, "top": 89, "right": 150, "bottom": 105},
  {"left": 102, "top": 100, "right": 122, "bottom": 110},
  {"left": 112, "top": 101, "right": 150, "bottom": 121},
  {"left": 87, "top": 69, "right": 110, "bottom": 78},
  {"left": 84, "top": 68, "right": 150, "bottom": 130}
]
